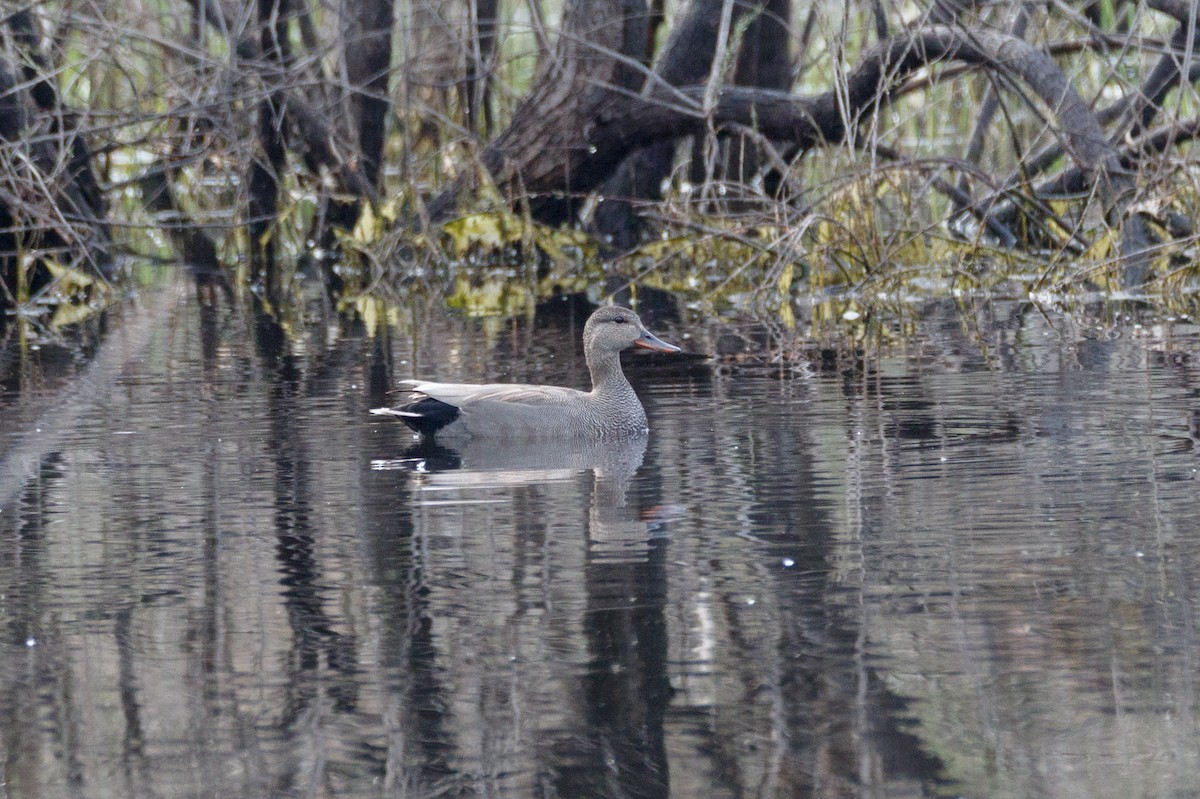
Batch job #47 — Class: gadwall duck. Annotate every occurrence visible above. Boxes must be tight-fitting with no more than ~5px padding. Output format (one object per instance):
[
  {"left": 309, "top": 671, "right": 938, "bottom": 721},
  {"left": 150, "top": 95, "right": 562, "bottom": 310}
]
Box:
[{"left": 371, "top": 306, "right": 680, "bottom": 439}]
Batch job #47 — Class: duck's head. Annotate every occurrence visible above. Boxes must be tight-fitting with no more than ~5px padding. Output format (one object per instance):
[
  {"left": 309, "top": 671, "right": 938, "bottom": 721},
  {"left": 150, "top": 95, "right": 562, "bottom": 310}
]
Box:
[{"left": 584, "top": 306, "right": 681, "bottom": 355}]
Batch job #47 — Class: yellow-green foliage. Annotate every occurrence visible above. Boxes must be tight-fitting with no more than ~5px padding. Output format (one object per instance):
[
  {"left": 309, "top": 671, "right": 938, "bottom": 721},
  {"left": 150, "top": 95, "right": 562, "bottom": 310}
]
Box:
[{"left": 442, "top": 210, "right": 597, "bottom": 266}]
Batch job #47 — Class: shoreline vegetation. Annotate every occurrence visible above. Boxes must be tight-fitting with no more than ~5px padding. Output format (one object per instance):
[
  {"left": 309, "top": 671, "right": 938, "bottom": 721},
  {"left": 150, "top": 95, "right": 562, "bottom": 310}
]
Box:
[{"left": 2, "top": 0, "right": 1200, "bottom": 344}]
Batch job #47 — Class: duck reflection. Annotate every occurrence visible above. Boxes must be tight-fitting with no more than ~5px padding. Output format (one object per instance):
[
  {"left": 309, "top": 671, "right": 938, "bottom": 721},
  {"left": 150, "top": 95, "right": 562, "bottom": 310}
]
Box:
[
  {"left": 379, "top": 436, "right": 643, "bottom": 488},
  {"left": 375, "top": 435, "right": 672, "bottom": 797}
]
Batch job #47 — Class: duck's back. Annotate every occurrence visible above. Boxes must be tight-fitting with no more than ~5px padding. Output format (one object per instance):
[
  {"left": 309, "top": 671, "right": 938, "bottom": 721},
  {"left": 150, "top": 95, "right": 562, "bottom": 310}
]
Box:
[{"left": 386, "top": 379, "right": 646, "bottom": 438}]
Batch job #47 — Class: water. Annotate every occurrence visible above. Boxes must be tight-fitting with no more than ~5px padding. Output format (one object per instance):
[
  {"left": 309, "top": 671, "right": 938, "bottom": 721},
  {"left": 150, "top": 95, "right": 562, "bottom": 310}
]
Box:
[{"left": 2, "top": 288, "right": 1199, "bottom": 798}]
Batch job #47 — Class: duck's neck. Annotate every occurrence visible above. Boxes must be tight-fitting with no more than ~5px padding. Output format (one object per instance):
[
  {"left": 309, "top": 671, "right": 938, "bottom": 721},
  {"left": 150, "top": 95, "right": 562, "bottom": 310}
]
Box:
[
  {"left": 586, "top": 350, "right": 634, "bottom": 398},
  {"left": 586, "top": 348, "right": 648, "bottom": 433}
]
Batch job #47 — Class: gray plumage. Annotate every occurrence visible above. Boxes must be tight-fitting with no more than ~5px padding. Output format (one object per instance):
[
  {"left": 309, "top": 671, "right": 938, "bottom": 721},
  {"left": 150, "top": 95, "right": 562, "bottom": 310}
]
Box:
[{"left": 371, "top": 306, "right": 680, "bottom": 439}]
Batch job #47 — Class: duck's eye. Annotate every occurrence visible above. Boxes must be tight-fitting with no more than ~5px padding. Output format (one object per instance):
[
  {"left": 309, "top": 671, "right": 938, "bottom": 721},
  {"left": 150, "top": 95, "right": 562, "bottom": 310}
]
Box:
[{"left": 612, "top": 317, "right": 628, "bottom": 324}]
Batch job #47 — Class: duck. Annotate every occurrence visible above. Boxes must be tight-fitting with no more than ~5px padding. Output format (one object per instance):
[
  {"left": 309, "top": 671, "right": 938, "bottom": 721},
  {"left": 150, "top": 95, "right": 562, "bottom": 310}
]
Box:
[{"left": 371, "top": 306, "right": 680, "bottom": 439}]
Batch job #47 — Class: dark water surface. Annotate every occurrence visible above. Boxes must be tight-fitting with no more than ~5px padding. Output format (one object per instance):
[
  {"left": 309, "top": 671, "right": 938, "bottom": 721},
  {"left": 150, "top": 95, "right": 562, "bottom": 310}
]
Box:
[{"left": 3, "top": 287, "right": 1200, "bottom": 798}]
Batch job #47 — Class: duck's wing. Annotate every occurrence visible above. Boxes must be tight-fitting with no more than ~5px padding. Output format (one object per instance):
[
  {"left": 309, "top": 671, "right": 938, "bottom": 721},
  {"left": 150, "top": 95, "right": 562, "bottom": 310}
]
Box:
[{"left": 399, "top": 379, "right": 587, "bottom": 409}]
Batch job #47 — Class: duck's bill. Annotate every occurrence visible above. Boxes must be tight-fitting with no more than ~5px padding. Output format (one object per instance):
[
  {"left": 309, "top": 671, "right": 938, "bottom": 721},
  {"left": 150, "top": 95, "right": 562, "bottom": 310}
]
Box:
[{"left": 634, "top": 330, "right": 682, "bottom": 353}]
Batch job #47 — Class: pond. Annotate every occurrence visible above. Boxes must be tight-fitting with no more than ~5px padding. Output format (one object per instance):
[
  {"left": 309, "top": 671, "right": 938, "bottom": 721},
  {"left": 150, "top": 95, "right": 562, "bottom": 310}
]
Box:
[{"left": 2, "top": 283, "right": 1199, "bottom": 798}]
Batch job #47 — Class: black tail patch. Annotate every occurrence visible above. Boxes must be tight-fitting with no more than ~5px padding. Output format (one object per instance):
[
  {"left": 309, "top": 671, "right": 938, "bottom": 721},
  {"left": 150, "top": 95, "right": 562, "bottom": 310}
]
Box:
[{"left": 399, "top": 397, "right": 460, "bottom": 437}]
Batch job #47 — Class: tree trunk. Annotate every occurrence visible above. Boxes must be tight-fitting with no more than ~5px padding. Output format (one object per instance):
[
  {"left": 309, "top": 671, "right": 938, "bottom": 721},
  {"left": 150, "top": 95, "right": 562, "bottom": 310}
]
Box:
[
  {"left": 426, "top": 0, "right": 647, "bottom": 224},
  {"left": 723, "top": 0, "right": 793, "bottom": 201},
  {"left": 312, "top": 0, "right": 394, "bottom": 294},
  {"left": 346, "top": 0, "right": 394, "bottom": 188},
  {"left": 248, "top": 0, "right": 291, "bottom": 303},
  {"left": 464, "top": 0, "right": 499, "bottom": 138},
  {"left": 592, "top": 0, "right": 768, "bottom": 246}
]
